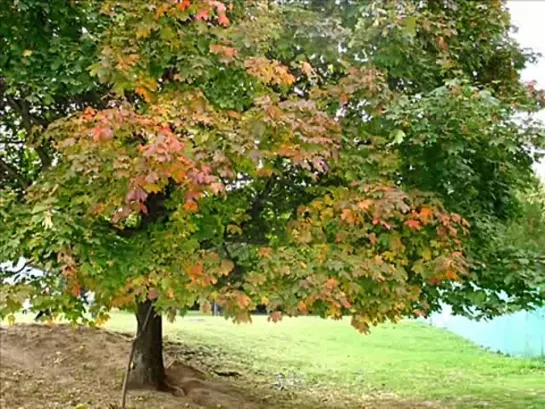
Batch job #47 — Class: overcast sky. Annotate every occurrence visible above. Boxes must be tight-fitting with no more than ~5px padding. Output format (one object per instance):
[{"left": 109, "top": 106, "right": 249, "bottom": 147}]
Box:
[{"left": 508, "top": 1, "right": 545, "bottom": 180}]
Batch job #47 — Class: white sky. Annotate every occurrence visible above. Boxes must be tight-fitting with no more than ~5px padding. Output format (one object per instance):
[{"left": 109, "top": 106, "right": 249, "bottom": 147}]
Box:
[{"left": 508, "top": 1, "right": 545, "bottom": 180}]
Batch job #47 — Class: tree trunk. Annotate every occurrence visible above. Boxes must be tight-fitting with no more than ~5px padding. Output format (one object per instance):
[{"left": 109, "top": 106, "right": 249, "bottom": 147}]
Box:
[{"left": 128, "top": 300, "right": 166, "bottom": 389}]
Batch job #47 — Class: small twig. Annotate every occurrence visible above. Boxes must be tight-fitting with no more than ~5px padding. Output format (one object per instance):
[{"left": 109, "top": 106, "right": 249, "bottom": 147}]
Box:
[
  {"left": 120, "top": 302, "right": 154, "bottom": 409},
  {"left": 10, "top": 262, "right": 29, "bottom": 275}
]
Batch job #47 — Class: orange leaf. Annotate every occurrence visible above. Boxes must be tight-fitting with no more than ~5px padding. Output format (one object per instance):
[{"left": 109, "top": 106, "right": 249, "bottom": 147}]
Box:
[
  {"left": 217, "top": 12, "right": 230, "bottom": 27},
  {"left": 258, "top": 247, "right": 273, "bottom": 258},
  {"left": 419, "top": 207, "right": 433, "bottom": 223},
  {"left": 148, "top": 287, "right": 158, "bottom": 301},
  {"left": 71, "top": 283, "right": 81, "bottom": 297},
  {"left": 236, "top": 293, "right": 251, "bottom": 309},
  {"left": 176, "top": 0, "right": 191, "bottom": 11},
  {"left": 135, "top": 87, "right": 152, "bottom": 103},
  {"left": 166, "top": 288, "right": 175, "bottom": 299},
  {"left": 209, "top": 44, "right": 237, "bottom": 62},
  {"left": 357, "top": 199, "right": 373, "bottom": 211},
  {"left": 413, "top": 309, "right": 426, "bottom": 318},
  {"left": 436, "top": 36, "right": 447, "bottom": 50},
  {"left": 405, "top": 219, "right": 422, "bottom": 231},
  {"left": 184, "top": 200, "right": 198, "bottom": 212},
  {"left": 301, "top": 61, "right": 315, "bottom": 76},
  {"left": 189, "top": 263, "right": 203, "bottom": 279},
  {"left": 341, "top": 208, "right": 355, "bottom": 224},
  {"left": 325, "top": 278, "right": 338, "bottom": 290}
]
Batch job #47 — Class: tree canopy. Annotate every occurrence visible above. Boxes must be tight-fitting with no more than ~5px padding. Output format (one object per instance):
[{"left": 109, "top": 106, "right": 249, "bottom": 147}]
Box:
[{"left": 1, "top": 0, "right": 545, "bottom": 336}]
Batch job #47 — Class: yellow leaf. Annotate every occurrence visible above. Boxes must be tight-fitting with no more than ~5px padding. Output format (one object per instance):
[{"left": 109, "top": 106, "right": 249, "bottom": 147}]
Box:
[
  {"left": 227, "top": 224, "right": 242, "bottom": 235},
  {"left": 43, "top": 211, "right": 53, "bottom": 230},
  {"left": 413, "top": 260, "right": 425, "bottom": 274},
  {"left": 422, "top": 248, "right": 432, "bottom": 261},
  {"left": 22, "top": 49, "right": 33, "bottom": 57},
  {"left": 219, "top": 259, "right": 235, "bottom": 275},
  {"left": 144, "top": 183, "right": 161, "bottom": 194},
  {"left": 7, "top": 314, "right": 15, "bottom": 326},
  {"left": 95, "top": 313, "right": 110, "bottom": 326},
  {"left": 135, "top": 86, "right": 152, "bottom": 103}
]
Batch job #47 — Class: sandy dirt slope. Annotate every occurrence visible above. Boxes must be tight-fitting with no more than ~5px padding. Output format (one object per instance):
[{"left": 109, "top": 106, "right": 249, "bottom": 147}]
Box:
[{"left": 0, "top": 324, "right": 441, "bottom": 409}]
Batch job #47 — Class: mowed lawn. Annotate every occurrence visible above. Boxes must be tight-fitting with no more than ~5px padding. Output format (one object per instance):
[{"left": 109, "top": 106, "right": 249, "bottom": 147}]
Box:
[
  {"left": 6, "top": 312, "right": 545, "bottom": 409},
  {"left": 103, "top": 312, "right": 544, "bottom": 409}
]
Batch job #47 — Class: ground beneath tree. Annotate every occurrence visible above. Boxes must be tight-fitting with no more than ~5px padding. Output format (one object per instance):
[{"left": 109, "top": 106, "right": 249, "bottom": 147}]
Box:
[{"left": 0, "top": 324, "right": 446, "bottom": 409}]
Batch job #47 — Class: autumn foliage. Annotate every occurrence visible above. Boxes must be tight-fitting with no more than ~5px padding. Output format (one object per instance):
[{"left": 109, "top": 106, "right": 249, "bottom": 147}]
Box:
[{"left": 1, "top": 0, "right": 544, "bottom": 338}]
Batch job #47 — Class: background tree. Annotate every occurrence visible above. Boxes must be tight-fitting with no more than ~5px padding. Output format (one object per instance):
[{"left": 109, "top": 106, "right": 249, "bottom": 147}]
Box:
[{"left": 1, "top": 0, "right": 544, "bottom": 390}]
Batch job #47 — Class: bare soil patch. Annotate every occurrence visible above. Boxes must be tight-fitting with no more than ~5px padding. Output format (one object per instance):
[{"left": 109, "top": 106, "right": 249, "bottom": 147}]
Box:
[{"left": 0, "top": 324, "right": 444, "bottom": 409}]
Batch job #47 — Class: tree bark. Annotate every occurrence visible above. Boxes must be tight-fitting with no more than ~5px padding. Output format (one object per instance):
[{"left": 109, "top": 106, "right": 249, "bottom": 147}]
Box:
[{"left": 128, "top": 300, "right": 166, "bottom": 389}]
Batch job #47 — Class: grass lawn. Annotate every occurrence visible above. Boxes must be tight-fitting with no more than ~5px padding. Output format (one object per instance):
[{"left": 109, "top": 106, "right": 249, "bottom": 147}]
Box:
[
  {"left": 7, "top": 312, "right": 545, "bottom": 409},
  {"left": 105, "top": 312, "right": 544, "bottom": 409}
]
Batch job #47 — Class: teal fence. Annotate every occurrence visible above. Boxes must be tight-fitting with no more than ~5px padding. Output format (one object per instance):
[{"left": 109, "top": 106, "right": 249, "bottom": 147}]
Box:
[{"left": 428, "top": 307, "right": 545, "bottom": 358}]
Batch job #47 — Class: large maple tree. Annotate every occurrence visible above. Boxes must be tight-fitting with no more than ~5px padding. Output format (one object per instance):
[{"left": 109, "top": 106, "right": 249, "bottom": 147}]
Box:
[{"left": 1, "top": 0, "right": 544, "bottom": 389}]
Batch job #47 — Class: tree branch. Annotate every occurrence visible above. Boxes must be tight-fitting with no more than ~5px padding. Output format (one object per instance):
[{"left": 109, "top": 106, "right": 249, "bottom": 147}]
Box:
[
  {"left": 0, "top": 156, "right": 28, "bottom": 189},
  {"left": 4, "top": 94, "right": 52, "bottom": 168}
]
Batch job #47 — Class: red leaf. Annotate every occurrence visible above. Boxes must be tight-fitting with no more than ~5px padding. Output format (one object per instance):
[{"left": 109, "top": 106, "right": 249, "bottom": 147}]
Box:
[
  {"left": 195, "top": 8, "right": 210, "bottom": 21},
  {"left": 209, "top": 0, "right": 226, "bottom": 12},
  {"left": 381, "top": 221, "right": 392, "bottom": 230},
  {"left": 92, "top": 126, "right": 113, "bottom": 142},
  {"left": 127, "top": 187, "right": 148, "bottom": 203}
]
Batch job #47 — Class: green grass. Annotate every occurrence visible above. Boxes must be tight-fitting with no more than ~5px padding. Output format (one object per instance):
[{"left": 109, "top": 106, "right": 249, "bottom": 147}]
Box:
[
  {"left": 7, "top": 312, "right": 545, "bottom": 409},
  {"left": 107, "top": 312, "right": 545, "bottom": 409}
]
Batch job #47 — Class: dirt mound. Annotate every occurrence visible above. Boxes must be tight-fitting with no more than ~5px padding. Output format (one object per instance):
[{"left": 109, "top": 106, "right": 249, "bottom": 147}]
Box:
[
  {"left": 0, "top": 324, "right": 445, "bottom": 409},
  {"left": 0, "top": 324, "right": 260, "bottom": 409}
]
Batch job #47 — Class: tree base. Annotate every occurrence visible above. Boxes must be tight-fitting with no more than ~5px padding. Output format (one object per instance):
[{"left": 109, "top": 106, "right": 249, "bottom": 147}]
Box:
[{"left": 127, "top": 301, "right": 166, "bottom": 390}]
